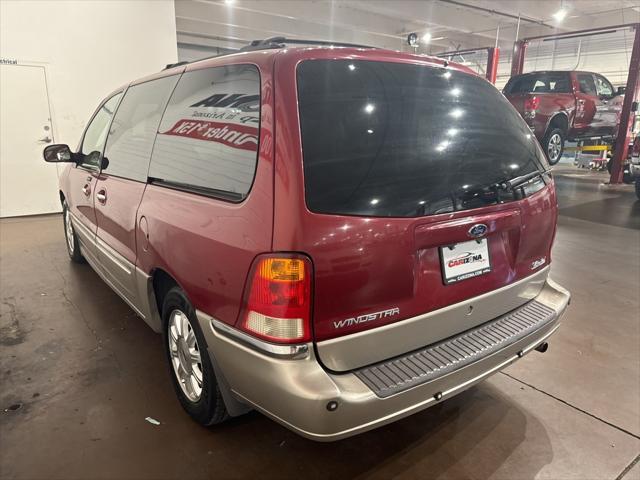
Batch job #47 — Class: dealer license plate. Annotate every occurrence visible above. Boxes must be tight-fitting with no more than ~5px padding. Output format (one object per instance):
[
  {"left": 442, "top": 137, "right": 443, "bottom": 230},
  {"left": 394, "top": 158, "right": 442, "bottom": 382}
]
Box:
[{"left": 440, "top": 238, "right": 491, "bottom": 284}]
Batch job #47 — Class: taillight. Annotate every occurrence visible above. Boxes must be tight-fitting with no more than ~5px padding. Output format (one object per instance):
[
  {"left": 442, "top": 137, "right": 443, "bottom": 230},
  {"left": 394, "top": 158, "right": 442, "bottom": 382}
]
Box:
[
  {"left": 240, "top": 254, "right": 312, "bottom": 344},
  {"left": 524, "top": 96, "right": 540, "bottom": 111}
]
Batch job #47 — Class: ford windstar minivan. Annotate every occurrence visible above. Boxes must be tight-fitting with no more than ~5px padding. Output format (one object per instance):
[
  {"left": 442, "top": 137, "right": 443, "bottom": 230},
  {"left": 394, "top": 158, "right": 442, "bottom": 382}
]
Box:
[{"left": 44, "top": 38, "right": 570, "bottom": 441}]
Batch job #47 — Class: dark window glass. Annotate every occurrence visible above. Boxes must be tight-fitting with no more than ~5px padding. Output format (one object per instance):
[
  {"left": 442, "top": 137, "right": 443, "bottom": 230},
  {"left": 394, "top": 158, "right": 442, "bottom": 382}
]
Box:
[
  {"left": 80, "top": 93, "right": 122, "bottom": 169},
  {"left": 504, "top": 72, "right": 571, "bottom": 94},
  {"left": 298, "top": 60, "right": 547, "bottom": 218},
  {"left": 578, "top": 74, "right": 597, "bottom": 96},
  {"left": 102, "top": 76, "right": 179, "bottom": 182},
  {"left": 149, "top": 65, "right": 260, "bottom": 201}
]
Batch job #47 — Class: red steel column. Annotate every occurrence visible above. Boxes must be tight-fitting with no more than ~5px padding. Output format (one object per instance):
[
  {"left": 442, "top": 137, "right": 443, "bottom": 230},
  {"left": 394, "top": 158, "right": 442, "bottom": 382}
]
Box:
[
  {"left": 486, "top": 47, "right": 500, "bottom": 84},
  {"left": 610, "top": 24, "right": 640, "bottom": 184},
  {"left": 510, "top": 40, "right": 527, "bottom": 76}
]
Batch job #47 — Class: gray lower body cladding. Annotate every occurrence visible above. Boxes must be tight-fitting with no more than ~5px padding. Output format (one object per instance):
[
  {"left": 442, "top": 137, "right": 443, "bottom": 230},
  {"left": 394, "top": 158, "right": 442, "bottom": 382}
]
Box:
[{"left": 196, "top": 277, "right": 570, "bottom": 441}]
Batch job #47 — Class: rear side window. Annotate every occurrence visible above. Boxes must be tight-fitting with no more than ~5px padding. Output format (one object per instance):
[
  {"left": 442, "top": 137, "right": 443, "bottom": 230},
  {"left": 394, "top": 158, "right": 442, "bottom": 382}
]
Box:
[
  {"left": 102, "top": 75, "right": 179, "bottom": 182},
  {"left": 298, "top": 60, "right": 546, "bottom": 218},
  {"left": 149, "top": 65, "right": 260, "bottom": 201},
  {"left": 504, "top": 72, "right": 571, "bottom": 94},
  {"left": 578, "top": 74, "right": 597, "bottom": 96}
]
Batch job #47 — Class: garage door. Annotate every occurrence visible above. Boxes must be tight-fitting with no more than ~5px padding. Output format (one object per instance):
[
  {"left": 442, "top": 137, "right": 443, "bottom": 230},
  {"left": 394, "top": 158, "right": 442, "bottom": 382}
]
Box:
[{"left": 0, "top": 64, "right": 59, "bottom": 217}]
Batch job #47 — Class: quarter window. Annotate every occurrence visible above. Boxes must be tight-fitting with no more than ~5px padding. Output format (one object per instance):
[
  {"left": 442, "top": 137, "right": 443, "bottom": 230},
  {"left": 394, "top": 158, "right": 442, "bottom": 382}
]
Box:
[
  {"left": 80, "top": 93, "right": 122, "bottom": 169},
  {"left": 149, "top": 65, "right": 260, "bottom": 201},
  {"left": 102, "top": 76, "right": 179, "bottom": 182}
]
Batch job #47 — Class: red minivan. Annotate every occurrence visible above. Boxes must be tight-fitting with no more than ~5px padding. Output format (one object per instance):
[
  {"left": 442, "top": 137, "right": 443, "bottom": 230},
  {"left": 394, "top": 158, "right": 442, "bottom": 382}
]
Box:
[{"left": 44, "top": 39, "right": 570, "bottom": 441}]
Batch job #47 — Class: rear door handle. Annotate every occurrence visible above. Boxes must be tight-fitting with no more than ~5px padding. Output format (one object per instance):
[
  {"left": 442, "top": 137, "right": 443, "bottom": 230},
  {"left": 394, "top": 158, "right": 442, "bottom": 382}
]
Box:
[
  {"left": 96, "top": 190, "right": 107, "bottom": 204},
  {"left": 82, "top": 184, "right": 91, "bottom": 196}
]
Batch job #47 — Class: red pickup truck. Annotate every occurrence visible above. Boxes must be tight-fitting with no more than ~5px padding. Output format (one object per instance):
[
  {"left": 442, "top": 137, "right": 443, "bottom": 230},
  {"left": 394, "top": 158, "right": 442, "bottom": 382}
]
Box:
[{"left": 503, "top": 71, "right": 624, "bottom": 164}]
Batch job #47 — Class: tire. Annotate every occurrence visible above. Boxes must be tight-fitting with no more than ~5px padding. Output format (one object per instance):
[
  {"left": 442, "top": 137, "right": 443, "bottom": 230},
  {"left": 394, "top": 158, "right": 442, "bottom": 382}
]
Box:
[
  {"left": 635, "top": 179, "right": 640, "bottom": 200},
  {"left": 162, "top": 287, "right": 229, "bottom": 426},
  {"left": 543, "top": 128, "right": 565, "bottom": 165},
  {"left": 62, "top": 200, "right": 84, "bottom": 263},
  {"left": 607, "top": 159, "right": 634, "bottom": 184}
]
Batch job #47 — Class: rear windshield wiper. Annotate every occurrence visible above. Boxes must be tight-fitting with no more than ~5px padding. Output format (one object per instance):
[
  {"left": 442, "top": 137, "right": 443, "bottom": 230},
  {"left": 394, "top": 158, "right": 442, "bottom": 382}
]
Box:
[
  {"left": 502, "top": 169, "right": 550, "bottom": 191},
  {"left": 452, "top": 169, "right": 550, "bottom": 211}
]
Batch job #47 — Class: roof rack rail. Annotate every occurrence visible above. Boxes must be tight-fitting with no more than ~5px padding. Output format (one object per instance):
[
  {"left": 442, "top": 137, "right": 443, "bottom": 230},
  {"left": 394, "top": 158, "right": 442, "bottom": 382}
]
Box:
[
  {"left": 164, "top": 60, "right": 190, "bottom": 70},
  {"left": 240, "top": 37, "right": 376, "bottom": 51},
  {"left": 161, "top": 37, "right": 375, "bottom": 71}
]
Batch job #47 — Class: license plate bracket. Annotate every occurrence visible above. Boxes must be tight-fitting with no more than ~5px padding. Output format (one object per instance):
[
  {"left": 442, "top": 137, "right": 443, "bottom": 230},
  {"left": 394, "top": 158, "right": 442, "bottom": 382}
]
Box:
[{"left": 440, "top": 238, "right": 491, "bottom": 285}]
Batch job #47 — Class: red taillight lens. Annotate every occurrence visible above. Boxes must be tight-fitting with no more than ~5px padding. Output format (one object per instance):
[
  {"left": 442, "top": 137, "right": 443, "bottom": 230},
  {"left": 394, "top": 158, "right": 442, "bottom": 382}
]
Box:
[
  {"left": 524, "top": 96, "right": 540, "bottom": 111},
  {"left": 240, "top": 255, "right": 312, "bottom": 344}
]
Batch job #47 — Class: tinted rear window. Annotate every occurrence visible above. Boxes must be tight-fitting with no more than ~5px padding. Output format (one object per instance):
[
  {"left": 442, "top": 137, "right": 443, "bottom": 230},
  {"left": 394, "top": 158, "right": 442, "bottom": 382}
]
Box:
[
  {"left": 504, "top": 72, "right": 571, "bottom": 94},
  {"left": 297, "top": 60, "right": 546, "bottom": 218}
]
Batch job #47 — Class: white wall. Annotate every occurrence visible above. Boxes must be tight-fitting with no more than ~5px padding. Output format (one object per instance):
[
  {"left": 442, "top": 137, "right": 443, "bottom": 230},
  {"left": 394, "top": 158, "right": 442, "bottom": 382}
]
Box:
[{"left": 0, "top": 0, "right": 178, "bottom": 151}]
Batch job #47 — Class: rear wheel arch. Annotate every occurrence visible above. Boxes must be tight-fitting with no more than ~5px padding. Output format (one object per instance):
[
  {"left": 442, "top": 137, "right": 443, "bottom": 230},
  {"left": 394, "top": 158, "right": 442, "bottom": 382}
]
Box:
[
  {"left": 547, "top": 113, "right": 569, "bottom": 135},
  {"left": 150, "top": 267, "right": 250, "bottom": 418},
  {"left": 151, "top": 268, "right": 180, "bottom": 322}
]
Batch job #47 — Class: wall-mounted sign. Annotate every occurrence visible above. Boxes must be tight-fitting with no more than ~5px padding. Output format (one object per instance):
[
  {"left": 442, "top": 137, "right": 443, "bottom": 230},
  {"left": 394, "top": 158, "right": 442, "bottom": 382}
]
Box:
[{"left": 0, "top": 58, "right": 18, "bottom": 65}]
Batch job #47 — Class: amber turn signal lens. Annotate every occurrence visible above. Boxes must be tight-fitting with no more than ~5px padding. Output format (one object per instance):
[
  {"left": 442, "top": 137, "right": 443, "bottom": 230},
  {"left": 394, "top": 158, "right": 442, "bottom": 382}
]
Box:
[{"left": 258, "top": 258, "right": 305, "bottom": 282}]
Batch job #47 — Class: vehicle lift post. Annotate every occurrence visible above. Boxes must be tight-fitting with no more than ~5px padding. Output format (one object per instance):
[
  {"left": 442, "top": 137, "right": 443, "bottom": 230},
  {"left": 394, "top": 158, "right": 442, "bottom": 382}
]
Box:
[
  {"left": 610, "top": 24, "right": 640, "bottom": 184},
  {"left": 509, "top": 23, "right": 640, "bottom": 184},
  {"left": 511, "top": 40, "right": 527, "bottom": 77},
  {"left": 486, "top": 47, "right": 500, "bottom": 84},
  {"left": 436, "top": 47, "right": 501, "bottom": 84}
]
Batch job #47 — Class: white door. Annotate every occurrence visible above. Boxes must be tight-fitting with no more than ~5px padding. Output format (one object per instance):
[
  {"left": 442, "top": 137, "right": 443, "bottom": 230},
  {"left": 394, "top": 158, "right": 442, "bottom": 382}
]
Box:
[{"left": 0, "top": 64, "right": 59, "bottom": 217}]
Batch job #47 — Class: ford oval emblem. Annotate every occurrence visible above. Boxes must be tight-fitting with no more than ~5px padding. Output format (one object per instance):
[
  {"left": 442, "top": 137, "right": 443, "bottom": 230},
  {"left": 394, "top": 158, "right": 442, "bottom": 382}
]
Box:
[{"left": 468, "top": 224, "right": 488, "bottom": 238}]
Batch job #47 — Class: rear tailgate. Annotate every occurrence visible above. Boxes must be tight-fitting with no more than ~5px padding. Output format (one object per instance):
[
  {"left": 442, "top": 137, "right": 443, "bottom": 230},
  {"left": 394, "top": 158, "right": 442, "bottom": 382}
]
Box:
[{"left": 274, "top": 54, "right": 557, "bottom": 372}]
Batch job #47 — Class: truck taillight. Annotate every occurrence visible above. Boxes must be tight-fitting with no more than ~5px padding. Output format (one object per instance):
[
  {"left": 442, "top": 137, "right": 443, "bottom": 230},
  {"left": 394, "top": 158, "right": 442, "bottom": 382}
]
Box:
[
  {"left": 240, "top": 255, "right": 312, "bottom": 344},
  {"left": 524, "top": 96, "right": 540, "bottom": 111}
]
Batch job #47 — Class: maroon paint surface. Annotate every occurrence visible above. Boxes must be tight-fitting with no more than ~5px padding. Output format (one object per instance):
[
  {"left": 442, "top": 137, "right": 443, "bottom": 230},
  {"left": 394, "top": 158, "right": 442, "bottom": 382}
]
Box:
[{"left": 63, "top": 47, "right": 559, "bottom": 345}]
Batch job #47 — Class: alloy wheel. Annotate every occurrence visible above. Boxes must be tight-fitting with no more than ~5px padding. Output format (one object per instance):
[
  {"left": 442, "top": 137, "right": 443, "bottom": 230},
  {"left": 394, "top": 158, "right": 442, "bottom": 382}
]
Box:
[
  {"left": 168, "top": 309, "right": 203, "bottom": 402},
  {"left": 548, "top": 133, "right": 562, "bottom": 163},
  {"left": 64, "top": 209, "right": 74, "bottom": 254}
]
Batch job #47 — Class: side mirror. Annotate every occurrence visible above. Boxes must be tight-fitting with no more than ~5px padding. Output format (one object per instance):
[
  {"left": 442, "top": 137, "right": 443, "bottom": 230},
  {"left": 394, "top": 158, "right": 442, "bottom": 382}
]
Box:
[
  {"left": 43, "top": 144, "right": 74, "bottom": 163},
  {"left": 617, "top": 86, "right": 626, "bottom": 96},
  {"left": 101, "top": 157, "right": 109, "bottom": 170}
]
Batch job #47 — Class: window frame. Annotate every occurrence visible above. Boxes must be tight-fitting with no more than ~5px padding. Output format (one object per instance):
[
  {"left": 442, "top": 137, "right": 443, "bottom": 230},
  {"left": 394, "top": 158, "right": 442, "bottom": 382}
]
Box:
[
  {"left": 98, "top": 74, "right": 184, "bottom": 183},
  {"left": 147, "top": 63, "right": 262, "bottom": 204},
  {"left": 504, "top": 72, "right": 570, "bottom": 95},
  {"left": 577, "top": 73, "right": 598, "bottom": 96},
  {"left": 77, "top": 91, "right": 124, "bottom": 172},
  {"left": 594, "top": 73, "right": 615, "bottom": 99},
  {"left": 296, "top": 59, "right": 547, "bottom": 219}
]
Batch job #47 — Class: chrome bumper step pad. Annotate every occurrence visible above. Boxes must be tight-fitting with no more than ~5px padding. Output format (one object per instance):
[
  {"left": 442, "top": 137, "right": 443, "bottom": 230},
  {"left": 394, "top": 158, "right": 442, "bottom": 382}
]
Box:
[{"left": 354, "top": 300, "right": 556, "bottom": 398}]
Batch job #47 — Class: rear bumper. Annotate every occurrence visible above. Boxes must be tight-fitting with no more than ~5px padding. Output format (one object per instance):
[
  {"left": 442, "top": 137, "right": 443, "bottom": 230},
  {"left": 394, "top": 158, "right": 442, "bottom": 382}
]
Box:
[{"left": 197, "top": 278, "right": 570, "bottom": 441}]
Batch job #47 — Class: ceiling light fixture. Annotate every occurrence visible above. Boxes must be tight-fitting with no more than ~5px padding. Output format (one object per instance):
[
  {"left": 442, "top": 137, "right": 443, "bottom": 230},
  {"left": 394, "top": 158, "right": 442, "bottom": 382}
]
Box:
[
  {"left": 552, "top": 8, "right": 568, "bottom": 22},
  {"left": 422, "top": 33, "right": 432, "bottom": 43}
]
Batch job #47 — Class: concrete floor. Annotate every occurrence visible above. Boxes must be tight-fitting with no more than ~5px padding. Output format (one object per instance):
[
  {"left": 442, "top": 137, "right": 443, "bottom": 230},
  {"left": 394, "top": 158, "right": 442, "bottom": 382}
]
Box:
[{"left": 1, "top": 167, "right": 639, "bottom": 480}]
